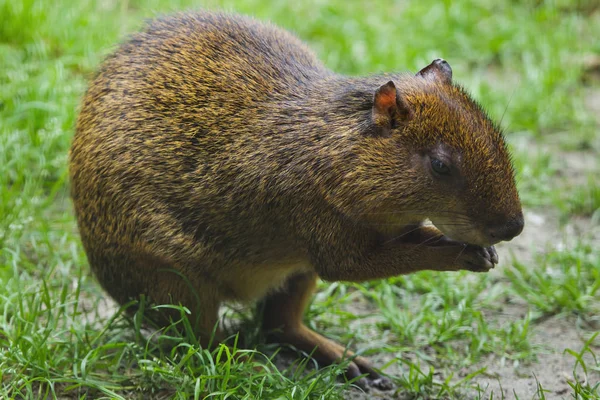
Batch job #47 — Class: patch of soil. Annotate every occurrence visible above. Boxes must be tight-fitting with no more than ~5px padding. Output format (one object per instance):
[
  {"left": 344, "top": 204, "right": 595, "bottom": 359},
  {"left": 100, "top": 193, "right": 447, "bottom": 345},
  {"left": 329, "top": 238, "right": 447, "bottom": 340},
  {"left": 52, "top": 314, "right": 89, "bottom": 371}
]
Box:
[{"left": 472, "top": 312, "right": 599, "bottom": 399}]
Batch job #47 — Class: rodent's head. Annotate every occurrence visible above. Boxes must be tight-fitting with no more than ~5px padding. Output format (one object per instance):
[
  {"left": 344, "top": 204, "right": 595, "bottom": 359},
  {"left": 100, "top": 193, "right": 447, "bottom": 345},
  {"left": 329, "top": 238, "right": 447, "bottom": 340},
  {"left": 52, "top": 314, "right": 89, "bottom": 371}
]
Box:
[{"left": 345, "top": 59, "right": 523, "bottom": 247}]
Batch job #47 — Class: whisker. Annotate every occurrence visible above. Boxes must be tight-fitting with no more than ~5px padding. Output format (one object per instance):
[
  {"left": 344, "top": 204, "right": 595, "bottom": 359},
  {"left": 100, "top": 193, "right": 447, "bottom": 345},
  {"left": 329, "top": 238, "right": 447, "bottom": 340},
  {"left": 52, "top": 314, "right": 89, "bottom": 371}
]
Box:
[
  {"left": 351, "top": 209, "right": 471, "bottom": 217},
  {"left": 364, "top": 222, "right": 472, "bottom": 227},
  {"left": 453, "top": 243, "right": 468, "bottom": 265},
  {"left": 382, "top": 225, "right": 424, "bottom": 245},
  {"left": 416, "top": 234, "right": 445, "bottom": 247},
  {"left": 425, "top": 236, "right": 447, "bottom": 246},
  {"left": 500, "top": 88, "right": 516, "bottom": 128}
]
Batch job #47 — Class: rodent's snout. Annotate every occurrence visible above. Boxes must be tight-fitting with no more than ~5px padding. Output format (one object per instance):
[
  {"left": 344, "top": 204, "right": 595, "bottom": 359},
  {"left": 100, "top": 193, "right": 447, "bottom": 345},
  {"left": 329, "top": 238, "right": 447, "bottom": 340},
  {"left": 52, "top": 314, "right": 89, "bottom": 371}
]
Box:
[{"left": 487, "top": 212, "right": 524, "bottom": 243}]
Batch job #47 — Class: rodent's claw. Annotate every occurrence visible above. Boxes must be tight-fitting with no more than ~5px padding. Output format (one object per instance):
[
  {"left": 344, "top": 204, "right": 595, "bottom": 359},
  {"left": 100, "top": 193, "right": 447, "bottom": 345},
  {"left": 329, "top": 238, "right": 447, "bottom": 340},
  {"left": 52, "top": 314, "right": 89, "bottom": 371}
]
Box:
[
  {"left": 352, "top": 375, "right": 394, "bottom": 392},
  {"left": 488, "top": 245, "right": 499, "bottom": 265},
  {"left": 346, "top": 357, "right": 395, "bottom": 392},
  {"left": 461, "top": 245, "right": 497, "bottom": 272},
  {"left": 369, "top": 376, "right": 394, "bottom": 391},
  {"left": 354, "top": 377, "right": 371, "bottom": 391}
]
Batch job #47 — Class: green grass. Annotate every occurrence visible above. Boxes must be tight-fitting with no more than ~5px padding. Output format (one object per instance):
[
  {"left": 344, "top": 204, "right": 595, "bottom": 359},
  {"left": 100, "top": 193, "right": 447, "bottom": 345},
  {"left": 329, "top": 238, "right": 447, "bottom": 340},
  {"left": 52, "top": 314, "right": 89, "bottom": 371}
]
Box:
[
  {"left": 1, "top": 0, "right": 599, "bottom": 399},
  {"left": 506, "top": 242, "right": 600, "bottom": 318}
]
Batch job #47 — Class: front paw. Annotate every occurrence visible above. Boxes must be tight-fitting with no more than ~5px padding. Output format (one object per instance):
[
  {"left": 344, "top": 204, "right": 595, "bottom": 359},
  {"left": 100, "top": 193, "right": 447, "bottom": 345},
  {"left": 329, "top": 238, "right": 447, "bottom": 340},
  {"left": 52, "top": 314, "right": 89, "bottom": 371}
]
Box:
[{"left": 460, "top": 245, "right": 498, "bottom": 272}]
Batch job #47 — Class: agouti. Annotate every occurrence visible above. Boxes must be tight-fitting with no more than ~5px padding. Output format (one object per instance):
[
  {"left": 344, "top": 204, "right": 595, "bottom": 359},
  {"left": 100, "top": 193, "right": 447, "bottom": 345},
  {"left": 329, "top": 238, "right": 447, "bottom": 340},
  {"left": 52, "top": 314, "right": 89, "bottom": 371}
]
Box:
[{"left": 70, "top": 11, "right": 524, "bottom": 389}]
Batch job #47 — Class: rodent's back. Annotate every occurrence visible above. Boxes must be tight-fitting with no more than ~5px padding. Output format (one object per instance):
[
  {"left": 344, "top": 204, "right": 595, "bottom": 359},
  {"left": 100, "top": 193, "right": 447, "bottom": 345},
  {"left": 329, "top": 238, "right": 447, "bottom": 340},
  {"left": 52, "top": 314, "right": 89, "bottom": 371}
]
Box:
[
  {"left": 75, "top": 12, "right": 327, "bottom": 147},
  {"left": 70, "top": 13, "right": 330, "bottom": 274},
  {"left": 100, "top": 12, "right": 326, "bottom": 105},
  {"left": 72, "top": 14, "right": 326, "bottom": 194}
]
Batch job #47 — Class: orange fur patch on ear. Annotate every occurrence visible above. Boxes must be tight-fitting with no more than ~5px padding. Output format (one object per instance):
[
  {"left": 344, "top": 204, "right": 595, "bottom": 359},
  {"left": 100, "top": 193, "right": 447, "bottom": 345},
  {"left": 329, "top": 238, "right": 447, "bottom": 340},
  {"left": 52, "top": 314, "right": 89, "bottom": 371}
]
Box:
[
  {"left": 374, "top": 82, "right": 397, "bottom": 111},
  {"left": 377, "top": 89, "right": 396, "bottom": 108},
  {"left": 372, "top": 81, "right": 403, "bottom": 133}
]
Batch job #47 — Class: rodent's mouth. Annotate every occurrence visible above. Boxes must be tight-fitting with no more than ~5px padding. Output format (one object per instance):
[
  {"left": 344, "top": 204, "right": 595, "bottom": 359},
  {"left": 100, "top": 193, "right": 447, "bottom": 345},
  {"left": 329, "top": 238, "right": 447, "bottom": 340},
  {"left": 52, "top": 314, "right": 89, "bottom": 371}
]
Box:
[
  {"left": 451, "top": 238, "right": 498, "bottom": 248},
  {"left": 437, "top": 232, "right": 499, "bottom": 248},
  {"left": 429, "top": 221, "right": 498, "bottom": 248},
  {"left": 430, "top": 232, "right": 495, "bottom": 249},
  {"left": 430, "top": 211, "right": 525, "bottom": 247}
]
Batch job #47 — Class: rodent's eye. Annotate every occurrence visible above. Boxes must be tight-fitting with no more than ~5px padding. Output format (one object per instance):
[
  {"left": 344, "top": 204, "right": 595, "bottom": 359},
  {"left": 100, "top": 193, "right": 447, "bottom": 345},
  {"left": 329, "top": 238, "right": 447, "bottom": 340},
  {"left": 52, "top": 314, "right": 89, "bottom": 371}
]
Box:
[{"left": 431, "top": 158, "right": 451, "bottom": 175}]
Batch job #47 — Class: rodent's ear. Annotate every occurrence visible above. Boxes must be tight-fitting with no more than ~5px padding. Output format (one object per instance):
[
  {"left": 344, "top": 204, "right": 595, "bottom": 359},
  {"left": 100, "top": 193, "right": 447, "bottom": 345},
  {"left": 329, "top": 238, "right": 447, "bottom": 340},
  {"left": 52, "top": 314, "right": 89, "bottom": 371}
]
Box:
[
  {"left": 416, "top": 59, "right": 452, "bottom": 84},
  {"left": 372, "top": 81, "right": 413, "bottom": 135}
]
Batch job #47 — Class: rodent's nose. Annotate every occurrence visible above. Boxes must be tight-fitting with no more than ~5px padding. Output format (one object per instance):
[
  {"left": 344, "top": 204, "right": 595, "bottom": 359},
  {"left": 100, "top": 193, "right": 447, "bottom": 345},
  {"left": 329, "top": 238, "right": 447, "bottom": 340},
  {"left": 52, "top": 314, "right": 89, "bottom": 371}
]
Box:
[{"left": 488, "top": 213, "right": 524, "bottom": 242}]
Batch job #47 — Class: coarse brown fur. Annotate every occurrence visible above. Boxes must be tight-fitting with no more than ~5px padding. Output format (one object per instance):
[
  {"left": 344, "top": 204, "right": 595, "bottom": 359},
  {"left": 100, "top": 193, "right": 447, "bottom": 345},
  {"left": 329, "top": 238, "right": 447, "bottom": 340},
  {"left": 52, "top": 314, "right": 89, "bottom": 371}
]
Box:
[{"left": 70, "top": 11, "right": 523, "bottom": 389}]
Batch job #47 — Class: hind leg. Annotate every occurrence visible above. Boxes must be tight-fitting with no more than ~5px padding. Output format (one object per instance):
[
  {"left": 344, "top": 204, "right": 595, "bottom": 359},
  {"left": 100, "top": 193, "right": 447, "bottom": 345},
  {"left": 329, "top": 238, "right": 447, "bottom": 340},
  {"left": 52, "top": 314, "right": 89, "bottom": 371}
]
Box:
[
  {"left": 150, "top": 266, "right": 223, "bottom": 348},
  {"left": 261, "top": 272, "right": 392, "bottom": 390},
  {"left": 91, "top": 249, "right": 223, "bottom": 348}
]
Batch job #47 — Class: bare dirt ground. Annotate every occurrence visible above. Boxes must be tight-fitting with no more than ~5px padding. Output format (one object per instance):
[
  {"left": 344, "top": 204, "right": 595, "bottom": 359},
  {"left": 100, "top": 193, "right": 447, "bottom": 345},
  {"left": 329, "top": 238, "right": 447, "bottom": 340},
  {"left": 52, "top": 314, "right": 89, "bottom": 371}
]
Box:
[{"left": 472, "top": 314, "right": 598, "bottom": 399}]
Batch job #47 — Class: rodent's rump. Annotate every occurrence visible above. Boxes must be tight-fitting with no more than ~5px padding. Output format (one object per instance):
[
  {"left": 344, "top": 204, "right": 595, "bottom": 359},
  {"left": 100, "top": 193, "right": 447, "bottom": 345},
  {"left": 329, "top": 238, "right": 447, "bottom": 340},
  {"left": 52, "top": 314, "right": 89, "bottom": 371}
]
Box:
[{"left": 69, "top": 11, "right": 523, "bottom": 389}]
